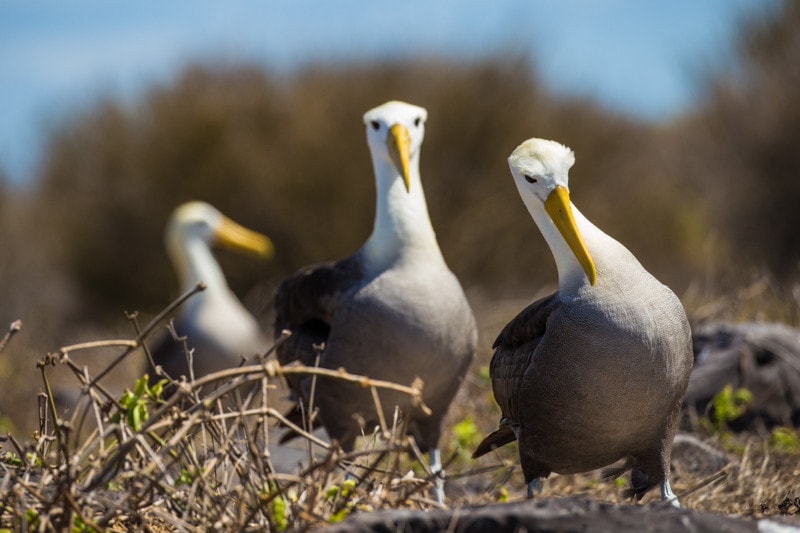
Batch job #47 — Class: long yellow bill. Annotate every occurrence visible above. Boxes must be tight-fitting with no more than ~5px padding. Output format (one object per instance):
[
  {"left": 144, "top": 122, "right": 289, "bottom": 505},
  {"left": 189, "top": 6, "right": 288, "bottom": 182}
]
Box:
[
  {"left": 386, "top": 124, "right": 411, "bottom": 192},
  {"left": 544, "top": 186, "right": 597, "bottom": 285},
  {"left": 215, "top": 216, "right": 274, "bottom": 260}
]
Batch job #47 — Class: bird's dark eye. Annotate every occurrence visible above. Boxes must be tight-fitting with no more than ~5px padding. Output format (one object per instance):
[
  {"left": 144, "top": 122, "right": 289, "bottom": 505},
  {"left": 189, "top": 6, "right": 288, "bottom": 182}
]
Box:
[
  {"left": 524, "top": 175, "right": 537, "bottom": 184},
  {"left": 370, "top": 120, "right": 380, "bottom": 131},
  {"left": 414, "top": 117, "right": 421, "bottom": 127}
]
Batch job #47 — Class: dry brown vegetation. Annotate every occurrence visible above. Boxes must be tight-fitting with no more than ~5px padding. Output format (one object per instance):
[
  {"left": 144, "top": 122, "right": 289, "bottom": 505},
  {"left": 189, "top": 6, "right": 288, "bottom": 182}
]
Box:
[
  {"left": 1, "top": 0, "right": 800, "bottom": 530},
  {"left": 0, "top": 286, "right": 799, "bottom": 531}
]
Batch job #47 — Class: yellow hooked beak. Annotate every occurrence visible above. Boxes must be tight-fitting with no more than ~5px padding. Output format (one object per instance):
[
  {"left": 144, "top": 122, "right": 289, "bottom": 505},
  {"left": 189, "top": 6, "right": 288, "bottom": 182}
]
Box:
[
  {"left": 544, "top": 186, "right": 597, "bottom": 285},
  {"left": 215, "top": 216, "right": 274, "bottom": 260},
  {"left": 386, "top": 124, "right": 411, "bottom": 192}
]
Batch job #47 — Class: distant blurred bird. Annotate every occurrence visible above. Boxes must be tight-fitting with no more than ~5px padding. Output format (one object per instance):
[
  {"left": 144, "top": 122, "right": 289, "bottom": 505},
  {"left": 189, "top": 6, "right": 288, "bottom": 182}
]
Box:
[
  {"left": 146, "top": 201, "right": 273, "bottom": 382},
  {"left": 472, "top": 139, "right": 693, "bottom": 506},
  {"left": 273, "top": 101, "right": 477, "bottom": 503}
]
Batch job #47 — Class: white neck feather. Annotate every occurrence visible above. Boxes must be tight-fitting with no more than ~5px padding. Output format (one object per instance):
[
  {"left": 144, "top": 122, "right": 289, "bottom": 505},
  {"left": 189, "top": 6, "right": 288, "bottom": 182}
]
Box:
[
  {"left": 528, "top": 201, "right": 611, "bottom": 296},
  {"left": 362, "top": 155, "right": 442, "bottom": 270},
  {"left": 169, "top": 237, "right": 230, "bottom": 296}
]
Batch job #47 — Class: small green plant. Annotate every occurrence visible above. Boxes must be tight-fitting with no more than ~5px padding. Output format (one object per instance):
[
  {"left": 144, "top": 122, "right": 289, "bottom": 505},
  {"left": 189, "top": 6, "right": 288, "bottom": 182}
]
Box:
[
  {"left": 495, "top": 486, "right": 509, "bottom": 503},
  {"left": 324, "top": 478, "right": 356, "bottom": 503},
  {"left": 1, "top": 452, "right": 22, "bottom": 467},
  {"left": 324, "top": 478, "right": 358, "bottom": 524},
  {"left": 258, "top": 483, "right": 294, "bottom": 531},
  {"left": 327, "top": 507, "right": 351, "bottom": 524},
  {"left": 174, "top": 468, "right": 198, "bottom": 488},
  {"left": 709, "top": 384, "right": 753, "bottom": 431},
  {"left": 24, "top": 453, "right": 44, "bottom": 469},
  {"left": 111, "top": 375, "right": 167, "bottom": 432},
  {"left": 270, "top": 496, "right": 289, "bottom": 532},
  {"left": 769, "top": 427, "right": 800, "bottom": 455},
  {"left": 450, "top": 416, "right": 482, "bottom": 463},
  {"left": 71, "top": 515, "right": 98, "bottom": 533},
  {"left": 24, "top": 508, "right": 39, "bottom": 530},
  {"left": 324, "top": 484, "right": 340, "bottom": 501}
]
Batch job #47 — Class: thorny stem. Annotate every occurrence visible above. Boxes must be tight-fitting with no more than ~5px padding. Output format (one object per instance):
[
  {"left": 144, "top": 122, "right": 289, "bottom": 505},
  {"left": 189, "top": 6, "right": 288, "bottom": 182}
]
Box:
[
  {"left": 189, "top": 361, "right": 431, "bottom": 416},
  {"left": 87, "top": 282, "right": 206, "bottom": 386},
  {"left": 4, "top": 291, "right": 484, "bottom": 531}
]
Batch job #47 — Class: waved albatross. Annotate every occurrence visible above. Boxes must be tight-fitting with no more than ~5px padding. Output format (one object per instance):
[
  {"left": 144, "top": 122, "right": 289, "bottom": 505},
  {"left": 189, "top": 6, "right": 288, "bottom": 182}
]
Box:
[
  {"left": 273, "top": 101, "right": 477, "bottom": 503},
  {"left": 472, "top": 139, "right": 693, "bottom": 506},
  {"left": 146, "top": 201, "right": 273, "bottom": 383}
]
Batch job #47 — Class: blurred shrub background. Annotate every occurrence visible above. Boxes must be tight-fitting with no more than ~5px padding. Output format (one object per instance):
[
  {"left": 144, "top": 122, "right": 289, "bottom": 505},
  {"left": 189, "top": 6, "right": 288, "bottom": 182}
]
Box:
[{"left": 1, "top": 1, "right": 799, "bottom": 433}]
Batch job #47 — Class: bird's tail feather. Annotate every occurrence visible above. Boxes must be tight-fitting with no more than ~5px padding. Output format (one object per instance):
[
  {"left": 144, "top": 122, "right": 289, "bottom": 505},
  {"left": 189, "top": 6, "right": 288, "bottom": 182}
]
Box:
[{"left": 472, "top": 425, "right": 517, "bottom": 459}]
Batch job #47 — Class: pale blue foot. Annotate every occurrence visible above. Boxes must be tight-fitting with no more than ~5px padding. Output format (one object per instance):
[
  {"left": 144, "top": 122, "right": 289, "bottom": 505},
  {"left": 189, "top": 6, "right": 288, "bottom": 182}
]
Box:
[
  {"left": 429, "top": 448, "right": 445, "bottom": 504},
  {"left": 660, "top": 479, "right": 680, "bottom": 508},
  {"left": 526, "top": 478, "right": 542, "bottom": 499}
]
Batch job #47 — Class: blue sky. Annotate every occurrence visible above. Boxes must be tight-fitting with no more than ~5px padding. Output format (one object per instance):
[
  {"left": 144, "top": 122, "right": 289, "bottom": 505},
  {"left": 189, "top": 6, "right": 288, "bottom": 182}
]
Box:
[{"left": 0, "top": 0, "right": 778, "bottom": 186}]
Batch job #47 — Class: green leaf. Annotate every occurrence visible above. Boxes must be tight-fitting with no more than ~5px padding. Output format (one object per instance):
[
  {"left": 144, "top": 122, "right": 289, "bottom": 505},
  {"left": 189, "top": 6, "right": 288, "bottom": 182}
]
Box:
[
  {"left": 25, "top": 508, "right": 39, "bottom": 527},
  {"left": 324, "top": 485, "right": 340, "bottom": 501},
  {"left": 175, "top": 469, "right": 193, "bottom": 487},
  {"left": 148, "top": 379, "right": 168, "bottom": 401},
  {"left": 270, "top": 496, "right": 289, "bottom": 531},
  {"left": 72, "top": 515, "right": 98, "bottom": 533},
  {"left": 133, "top": 375, "right": 148, "bottom": 398},
  {"left": 341, "top": 478, "right": 356, "bottom": 497},
  {"left": 2, "top": 452, "right": 22, "bottom": 467},
  {"left": 327, "top": 507, "right": 350, "bottom": 524},
  {"left": 129, "top": 404, "right": 145, "bottom": 432}
]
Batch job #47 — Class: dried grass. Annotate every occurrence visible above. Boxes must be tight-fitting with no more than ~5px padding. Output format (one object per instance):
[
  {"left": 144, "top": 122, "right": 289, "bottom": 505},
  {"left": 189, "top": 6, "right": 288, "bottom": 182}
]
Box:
[
  {"left": 1, "top": 285, "right": 799, "bottom": 531},
  {"left": 0, "top": 288, "right": 490, "bottom": 531}
]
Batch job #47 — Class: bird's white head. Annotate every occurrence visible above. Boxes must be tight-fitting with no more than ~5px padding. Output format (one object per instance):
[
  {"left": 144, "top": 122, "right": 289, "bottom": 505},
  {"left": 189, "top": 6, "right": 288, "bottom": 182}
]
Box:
[
  {"left": 166, "top": 201, "right": 274, "bottom": 260},
  {"left": 508, "top": 139, "right": 596, "bottom": 286},
  {"left": 363, "top": 101, "right": 428, "bottom": 192}
]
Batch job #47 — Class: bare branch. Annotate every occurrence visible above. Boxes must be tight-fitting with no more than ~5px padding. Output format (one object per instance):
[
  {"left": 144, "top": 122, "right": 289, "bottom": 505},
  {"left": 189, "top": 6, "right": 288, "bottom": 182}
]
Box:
[{"left": 0, "top": 319, "right": 22, "bottom": 353}]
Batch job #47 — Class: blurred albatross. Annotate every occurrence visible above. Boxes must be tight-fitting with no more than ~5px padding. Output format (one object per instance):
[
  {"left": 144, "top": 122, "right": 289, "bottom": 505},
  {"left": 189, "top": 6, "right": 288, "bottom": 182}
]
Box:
[
  {"left": 273, "top": 101, "right": 477, "bottom": 503},
  {"left": 472, "top": 139, "right": 693, "bottom": 506},
  {"left": 146, "top": 201, "right": 273, "bottom": 382}
]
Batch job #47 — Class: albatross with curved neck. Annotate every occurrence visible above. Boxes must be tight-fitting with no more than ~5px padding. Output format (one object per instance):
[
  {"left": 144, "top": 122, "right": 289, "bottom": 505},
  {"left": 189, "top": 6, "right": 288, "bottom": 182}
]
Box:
[
  {"left": 472, "top": 139, "right": 693, "bottom": 507},
  {"left": 273, "top": 101, "right": 477, "bottom": 504},
  {"left": 146, "top": 201, "right": 273, "bottom": 382}
]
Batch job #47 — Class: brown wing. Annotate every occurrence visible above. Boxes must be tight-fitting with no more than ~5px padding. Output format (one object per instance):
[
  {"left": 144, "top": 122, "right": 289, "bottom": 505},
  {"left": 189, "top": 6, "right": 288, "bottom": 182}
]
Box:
[
  {"left": 273, "top": 255, "right": 363, "bottom": 378},
  {"left": 473, "top": 295, "right": 560, "bottom": 458},
  {"left": 493, "top": 292, "right": 560, "bottom": 350},
  {"left": 489, "top": 292, "right": 560, "bottom": 427},
  {"left": 273, "top": 255, "right": 364, "bottom": 440}
]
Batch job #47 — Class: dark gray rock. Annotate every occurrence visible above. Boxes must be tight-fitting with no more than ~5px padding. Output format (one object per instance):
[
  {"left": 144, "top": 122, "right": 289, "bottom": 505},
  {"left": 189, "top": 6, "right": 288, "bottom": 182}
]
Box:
[
  {"left": 323, "top": 497, "right": 761, "bottom": 532},
  {"left": 685, "top": 322, "right": 800, "bottom": 430}
]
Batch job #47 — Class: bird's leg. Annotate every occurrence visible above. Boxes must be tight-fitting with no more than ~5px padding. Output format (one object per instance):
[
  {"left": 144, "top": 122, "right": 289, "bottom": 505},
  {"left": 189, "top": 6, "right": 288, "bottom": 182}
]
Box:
[
  {"left": 526, "top": 478, "right": 543, "bottom": 499},
  {"left": 429, "top": 447, "right": 445, "bottom": 504},
  {"left": 660, "top": 479, "right": 680, "bottom": 508}
]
